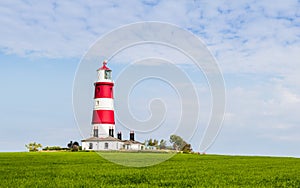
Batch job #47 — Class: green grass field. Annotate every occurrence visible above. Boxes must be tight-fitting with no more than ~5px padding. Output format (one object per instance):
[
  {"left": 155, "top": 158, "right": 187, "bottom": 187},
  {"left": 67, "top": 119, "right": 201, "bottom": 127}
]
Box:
[{"left": 0, "top": 152, "right": 299, "bottom": 187}]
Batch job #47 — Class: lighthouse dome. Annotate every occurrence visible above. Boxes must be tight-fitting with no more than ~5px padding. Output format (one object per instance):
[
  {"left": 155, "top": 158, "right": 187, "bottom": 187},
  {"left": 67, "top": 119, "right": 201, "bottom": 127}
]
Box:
[{"left": 97, "top": 60, "right": 111, "bottom": 71}]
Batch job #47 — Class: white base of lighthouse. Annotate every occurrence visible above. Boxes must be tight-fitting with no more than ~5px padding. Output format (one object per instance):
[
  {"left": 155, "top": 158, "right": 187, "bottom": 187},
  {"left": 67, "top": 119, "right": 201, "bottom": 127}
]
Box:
[{"left": 93, "top": 124, "right": 115, "bottom": 137}]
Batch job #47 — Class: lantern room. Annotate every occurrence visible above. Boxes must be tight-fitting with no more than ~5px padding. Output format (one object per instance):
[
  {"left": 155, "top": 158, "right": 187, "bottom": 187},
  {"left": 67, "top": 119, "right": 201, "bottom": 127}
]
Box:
[{"left": 97, "top": 60, "right": 113, "bottom": 82}]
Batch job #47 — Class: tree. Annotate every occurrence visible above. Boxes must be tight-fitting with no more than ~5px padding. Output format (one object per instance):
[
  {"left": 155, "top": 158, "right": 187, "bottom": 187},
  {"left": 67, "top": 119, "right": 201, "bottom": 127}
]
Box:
[
  {"left": 67, "top": 141, "right": 80, "bottom": 151},
  {"left": 169, "top": 135, "right": 185, "bottom": 150},
  {"left": 182, "top": 143, "right": 192, "bottom": 153},
  {"left": 146, "top": 138, "right": 159, "bottom": 147},
  {"left": 25, "top": 142, "right": 42, "bottom": 152},
  {"left": 159, "top": 139, "right": 167, "bottom": 149},
  {"left": 169, "top": 135, "right": 192, "bottom": 152},
  {"left": 153, "top": 139, "right": 159, "bottom": 147},
  {"left": 72, "top": 141, "right": 79, "bottom": 151},
  {"left": 148, "top": 139, "right": 153, "bottom": 146},
  {"left": 67, "top": 141, "right": 73, "bottom": 149}
]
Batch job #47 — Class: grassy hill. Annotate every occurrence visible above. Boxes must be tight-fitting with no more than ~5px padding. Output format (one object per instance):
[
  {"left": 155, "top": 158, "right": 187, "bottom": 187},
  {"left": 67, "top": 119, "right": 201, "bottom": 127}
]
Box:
[{"left": 0, "top": 152, "right": 299, "bottom": 187}]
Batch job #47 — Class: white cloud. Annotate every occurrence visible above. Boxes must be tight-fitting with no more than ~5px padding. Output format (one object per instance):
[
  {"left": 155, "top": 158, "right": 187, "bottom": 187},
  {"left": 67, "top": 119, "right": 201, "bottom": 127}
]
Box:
[
  {"left": 224, "top": 78, "right": 300, "bottom": 139},
  {"left": 262, "top": 134, "right": 300, "bottom": 142},
  {"left": 0, "top": 1, "right": 144, "bottom": 58},
  {"left": 0, "top": 0, "right": 298, "bottom": 64}
]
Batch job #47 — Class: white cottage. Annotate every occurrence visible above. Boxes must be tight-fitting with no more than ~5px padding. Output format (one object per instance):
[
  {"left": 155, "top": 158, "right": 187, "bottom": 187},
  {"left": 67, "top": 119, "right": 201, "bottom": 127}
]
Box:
[
  {"left": 81, "top": 136, "right": 123, "bottom": 150},
  {"left": 81, "top": 132, "right": 145, "bottom": 151},
  {"left": 122, "top": 140, "right": 145, "bottom": 150}
]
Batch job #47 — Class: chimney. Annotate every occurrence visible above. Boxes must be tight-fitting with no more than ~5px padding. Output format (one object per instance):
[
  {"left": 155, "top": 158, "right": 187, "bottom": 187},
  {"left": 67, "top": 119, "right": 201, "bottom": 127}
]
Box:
[
  {"left": 109, "top": 126, "right": 114, "bottom": 137},
  {"left": 93, "top": 126, "right": 98, "bottom": 137},
  {"left": 117, "top": 132, "right": 122, "bottom": 140},
  {"left": 130, "top": 131, "right": 134, "bottom": 141}
]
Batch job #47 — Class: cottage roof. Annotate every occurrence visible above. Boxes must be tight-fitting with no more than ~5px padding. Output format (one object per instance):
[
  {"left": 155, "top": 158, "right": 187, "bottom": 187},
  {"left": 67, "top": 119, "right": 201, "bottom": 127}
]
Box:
[
  {"left": 122, "top": 140, "right": 144, "bottom": 145},
  {"left": 81, "top": 136, "right": 121, "bottom": 142}
]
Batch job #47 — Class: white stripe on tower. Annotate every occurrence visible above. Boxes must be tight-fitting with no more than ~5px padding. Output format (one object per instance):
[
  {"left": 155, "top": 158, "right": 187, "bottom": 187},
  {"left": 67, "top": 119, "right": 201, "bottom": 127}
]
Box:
[{"left": 94, "top": 98, "right": 114, "bottom": 110}]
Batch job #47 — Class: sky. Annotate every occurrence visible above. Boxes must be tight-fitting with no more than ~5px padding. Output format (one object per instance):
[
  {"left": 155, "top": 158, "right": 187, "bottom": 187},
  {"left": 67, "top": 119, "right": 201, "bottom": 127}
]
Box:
[{"left": 0, "top": 0, "right": 300, "bottom": 157}]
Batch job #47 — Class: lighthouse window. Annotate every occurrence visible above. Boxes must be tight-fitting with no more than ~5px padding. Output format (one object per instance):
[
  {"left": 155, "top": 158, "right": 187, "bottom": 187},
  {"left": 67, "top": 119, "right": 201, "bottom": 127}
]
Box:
[
  {"left": 104, "top": 70, "right": 111, "bottom": 79},
  {"left": 89, "top": 143, "right": 93, "bottom": 149},
  {"left": 104, "top": 142, "right": 109, "bottom": 149}
]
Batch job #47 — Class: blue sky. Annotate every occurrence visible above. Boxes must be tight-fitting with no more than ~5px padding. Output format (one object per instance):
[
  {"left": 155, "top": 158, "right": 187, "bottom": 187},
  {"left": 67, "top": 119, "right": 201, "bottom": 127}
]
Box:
[{"left": 0, "top": 0, "right": 300, "bottom": 156}]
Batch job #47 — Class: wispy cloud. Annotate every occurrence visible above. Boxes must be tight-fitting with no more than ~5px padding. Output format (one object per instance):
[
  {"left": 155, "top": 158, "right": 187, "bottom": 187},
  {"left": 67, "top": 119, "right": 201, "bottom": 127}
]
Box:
[{"left": 0, "top": 1, "right": 298, "bottom": 63}]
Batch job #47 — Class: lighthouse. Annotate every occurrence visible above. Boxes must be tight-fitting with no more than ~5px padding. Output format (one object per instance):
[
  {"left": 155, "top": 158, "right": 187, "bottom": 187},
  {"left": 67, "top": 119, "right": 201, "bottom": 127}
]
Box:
[
  {"left": 92, "top": 60, "right": 115, "bottom": 138},
  {"left": 81, "top": 60, "right": 145, "bottom": 151}
]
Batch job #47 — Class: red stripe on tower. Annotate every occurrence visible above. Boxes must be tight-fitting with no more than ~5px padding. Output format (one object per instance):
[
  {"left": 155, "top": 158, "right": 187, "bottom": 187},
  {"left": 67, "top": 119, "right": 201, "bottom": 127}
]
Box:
[
  {"left": 94, "top": 82, "right": 114, "bottom": 98},
  {"left": 91, "top": 60, "right": 115, "bottom": 138},
  {"left": 92, "top": 110, "right": 115, "bottom": 124}
]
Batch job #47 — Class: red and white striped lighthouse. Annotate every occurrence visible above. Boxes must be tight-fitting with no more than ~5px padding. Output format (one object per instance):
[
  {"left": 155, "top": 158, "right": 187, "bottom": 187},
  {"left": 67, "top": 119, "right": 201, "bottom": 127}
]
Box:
[{"left": 92, "top": 60, "right": 115, "bottom": 138}]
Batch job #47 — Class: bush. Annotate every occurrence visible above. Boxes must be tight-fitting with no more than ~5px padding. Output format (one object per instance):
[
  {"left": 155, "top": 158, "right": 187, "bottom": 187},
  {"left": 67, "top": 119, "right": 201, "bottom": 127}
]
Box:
[
  {"left": 25, "top": 142, "right": 42, "bottom": 152},
  {"left": 42, "top": 146, "right": 62, "bottom": 151}
]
